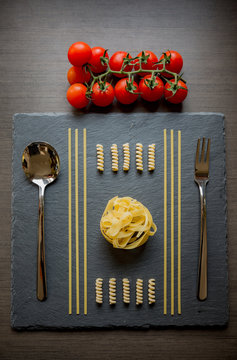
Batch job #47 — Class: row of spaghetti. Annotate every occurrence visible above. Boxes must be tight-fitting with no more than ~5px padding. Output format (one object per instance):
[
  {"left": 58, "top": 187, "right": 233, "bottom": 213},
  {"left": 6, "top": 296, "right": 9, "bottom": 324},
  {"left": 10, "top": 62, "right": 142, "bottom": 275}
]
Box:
[
  {"left": 96, "top": 143, "right": 156, "bottom": 172},
  {"left": 95, "top": 278, "right": 156, "bottom": 305}
]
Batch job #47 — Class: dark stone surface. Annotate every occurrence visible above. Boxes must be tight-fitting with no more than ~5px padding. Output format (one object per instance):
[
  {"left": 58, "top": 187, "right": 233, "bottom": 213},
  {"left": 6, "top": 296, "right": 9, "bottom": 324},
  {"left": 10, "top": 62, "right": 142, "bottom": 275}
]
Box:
[{"left": 11, "top": 112, "right": 228, "bottom": 329}]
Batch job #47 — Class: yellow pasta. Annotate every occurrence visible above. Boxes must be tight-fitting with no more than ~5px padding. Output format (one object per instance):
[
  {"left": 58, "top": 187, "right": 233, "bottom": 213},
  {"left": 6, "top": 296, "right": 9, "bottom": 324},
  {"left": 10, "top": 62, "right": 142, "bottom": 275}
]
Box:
[
  {"left": 148, "top": 278, "right": 156, "bottom": 304},
  {"left": 136, "top": 279, "right": 143, "bottom": 305},
  {"left": 95, "top": 278, "right": 103, "bottom": 304},
  {"left": 136, "top": 143, "right": 143, "bottom": 171},
  {"left": 111, "top": 144, "right": 118, "bottom": 172},
  {"left": 100, "top": 196, "right": 157, "bottom": 250},
  {"left": 96, "top": 144, "right": 104, "bottom": 172},
  {"left": 122, "top": 278, "right": 130, "bottom": 304},
  {"left": 123, "top": 143, "right": 130, "bottom": 171},
  {"left": 148, "top": 144, "right": 156, "bottom": 171},
  {"left": 109, "top": 278, "right": 116, "bottom": 305}
]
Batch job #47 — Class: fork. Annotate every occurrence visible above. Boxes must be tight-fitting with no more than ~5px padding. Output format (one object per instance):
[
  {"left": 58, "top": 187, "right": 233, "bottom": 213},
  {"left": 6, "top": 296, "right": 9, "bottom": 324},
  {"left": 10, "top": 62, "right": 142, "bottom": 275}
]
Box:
[{"left": 194, "top": 138, "right": 211, "bottom": 301}]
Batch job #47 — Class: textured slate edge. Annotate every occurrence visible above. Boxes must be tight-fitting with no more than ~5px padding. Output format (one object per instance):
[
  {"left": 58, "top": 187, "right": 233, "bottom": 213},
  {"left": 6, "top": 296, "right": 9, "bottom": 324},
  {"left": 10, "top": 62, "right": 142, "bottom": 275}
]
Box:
[
  {"left": 12, "top": 111, "right": 227, "bottom": 118},
  {"left": 12, "top": 321, "right": 229, "bottom": 331},
  {"left": 11, "top": 115, "right": 16, "bottom": 329},
  {"left": 10, "top": 112, "right": 229, "bottom": 330},
  {"left": 222, "top": 116, "right": 229, "bottom": 322}
]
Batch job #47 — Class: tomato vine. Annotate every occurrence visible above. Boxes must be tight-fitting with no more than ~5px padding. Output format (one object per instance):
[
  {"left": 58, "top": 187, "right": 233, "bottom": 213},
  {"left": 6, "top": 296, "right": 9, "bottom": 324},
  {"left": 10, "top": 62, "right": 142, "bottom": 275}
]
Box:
[
  {"left": 85, "top": 50, "right": 186, "bottom": 99},
  {"left": 67, "top": 43, "right": 188, "bottom": 108}
]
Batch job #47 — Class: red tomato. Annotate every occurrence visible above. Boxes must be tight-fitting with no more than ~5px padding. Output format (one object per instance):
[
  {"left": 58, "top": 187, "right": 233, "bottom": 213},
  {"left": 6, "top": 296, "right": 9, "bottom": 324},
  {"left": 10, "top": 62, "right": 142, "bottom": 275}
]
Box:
[
  {"left": 67, "top": 66, "right": 91, "bottom": 85},
  {"left": 115, "top": 78, "right": 139, "bottom": 105},
  {"left": 92, "top": 82, "right": 114, "bottom": 107},
  {"left": 67, "top": 83, "right": 89, "bottom": 109},
  {"left": 134, "top": 50, "right": 158, "bottom": 76},
  {"left": 164, "top": 79, "right": 188, "bottom": 104},
  {"left": 68, "top": 42, "right": 92, "bottom": 67},
  {"left": 139, "top": 75, "right": 164, "bottom": 102},
  {"left": 158, "top": 50, "right": 183, "bottom": 78},
  {"left": 109, "top": 51, "right": 133, "bottom": 78},
  {"left": 90, "top": 47, "right": 109, "bottom": 73}
]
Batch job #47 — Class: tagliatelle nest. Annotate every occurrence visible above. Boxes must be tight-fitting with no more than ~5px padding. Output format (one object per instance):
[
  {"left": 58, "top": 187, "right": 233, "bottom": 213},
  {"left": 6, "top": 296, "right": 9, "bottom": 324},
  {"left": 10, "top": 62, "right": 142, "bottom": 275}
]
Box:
[{"left": 100, "top": 196, "right": 157, "bottom": 250}]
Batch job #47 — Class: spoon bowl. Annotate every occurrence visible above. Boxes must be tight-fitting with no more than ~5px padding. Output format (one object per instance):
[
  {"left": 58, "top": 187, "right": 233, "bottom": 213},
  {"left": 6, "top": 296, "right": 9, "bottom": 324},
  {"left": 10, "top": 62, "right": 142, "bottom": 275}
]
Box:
[
  {"left": 22, "top": 141, "right": 60, "bottom": 183},
  {"left": 22, "top": 142, "right": 60, "bottom": 301}
]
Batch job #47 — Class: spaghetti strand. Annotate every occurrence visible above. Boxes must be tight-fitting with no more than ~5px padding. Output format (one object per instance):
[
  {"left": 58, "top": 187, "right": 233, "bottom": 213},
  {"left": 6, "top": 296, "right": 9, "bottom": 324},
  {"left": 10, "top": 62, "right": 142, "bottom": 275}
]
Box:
[
  {"left": 163, "top": 129, "right": 167, "bottom": 315},
  {"left": 178, "top": 130, "right": 181, "bottom": 314},
  {"left": 83, "top": 128, "right": 87, "bottom": 315},
  {"left": 68, "top": 128, "right": 72, "bottom": 315},
  {"left": 75, "top": 129, "right": 79, "bottom": 314},
  {"left": 171, "top": 129, "right": 174, "bottom": 316}
]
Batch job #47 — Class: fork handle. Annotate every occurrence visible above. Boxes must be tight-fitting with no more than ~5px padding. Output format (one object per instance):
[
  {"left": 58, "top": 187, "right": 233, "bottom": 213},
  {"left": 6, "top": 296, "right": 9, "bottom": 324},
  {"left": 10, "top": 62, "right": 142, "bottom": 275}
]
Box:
[{"left": 197, "top": 181, "right": 208, "bottom": 301}]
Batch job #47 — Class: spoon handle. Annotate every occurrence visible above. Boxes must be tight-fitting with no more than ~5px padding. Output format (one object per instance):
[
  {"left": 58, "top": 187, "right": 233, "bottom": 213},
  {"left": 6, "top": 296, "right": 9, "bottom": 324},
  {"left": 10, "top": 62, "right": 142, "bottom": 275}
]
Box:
[{"left": 37, "top": 185, "right": 47, "bottom": 301}]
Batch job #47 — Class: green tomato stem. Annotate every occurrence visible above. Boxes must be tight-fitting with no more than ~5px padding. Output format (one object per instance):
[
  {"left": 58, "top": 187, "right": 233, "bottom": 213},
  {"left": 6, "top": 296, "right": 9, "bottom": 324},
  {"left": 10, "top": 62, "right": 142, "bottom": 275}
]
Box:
[{"left": 86, "top": 54, "right": 185, "bottom": 96}]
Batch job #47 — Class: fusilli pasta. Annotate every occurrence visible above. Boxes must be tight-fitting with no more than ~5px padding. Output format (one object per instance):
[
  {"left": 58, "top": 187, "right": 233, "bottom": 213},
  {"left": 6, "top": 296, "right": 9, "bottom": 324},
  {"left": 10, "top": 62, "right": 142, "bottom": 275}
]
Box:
[
  {"left": 96, "top": 144, "right": 104, "bottom": 172},
  {"left": 136, "top": 143, "right": 143, "bottom": 171},
  {"left": 122, "top": 278, "right": 130, "bottom": 304},
  {"left": 95, "top": 278, "right": 103, "bottom": 304},
  {"left": 148, "top": 144, "right": 156, "bottom": 171},
  {"left": 148, "top": 278, "right": 156, "bottom": 304},
  {"left": 109, "top": 277, "right": 116, "bottom": 305},
  {"left": 136, "top": 278, "right": 143, "bottom": 305},
  {"left": 111, "top": 144, "right": 118, "bottom": 172},
  {"left": 123, "top": 143, "right": 130, "bottom": 171}
]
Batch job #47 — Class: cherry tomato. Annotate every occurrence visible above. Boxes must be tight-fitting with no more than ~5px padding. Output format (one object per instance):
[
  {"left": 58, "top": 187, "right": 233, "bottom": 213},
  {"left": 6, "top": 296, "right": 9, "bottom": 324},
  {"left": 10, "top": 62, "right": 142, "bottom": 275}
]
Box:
[
  {"left": 67, "top": 83, "right": 89, "bottom": 109},
  {"left": 67, "top": 66, "right": 91, "bottom": 85},
  {"left": 139, "top": 75, "right": 164, "bottom": 102},
  {"left": 164, "top": 79, "right": 188, "bottom": 104},
  {"left": 158, "top": 50, "right": 183, "bottom": 78},
  {"left": 109, "top": 51, "right": 133, "bottom": 78},
  {"left": 115, "top": 78, "right": 139, "bottom": 105},
  {"left": 134, "top": 50, "right": 158, "bottom": 76},
  {"left": 92, "top": 82, "right": 114, "bottom": 107},
  {"left": 68, "top": 42, "right": 92, "bottom": 67},
  {"left": 89, "top": 47, "right": 109, "bottom": 74}
]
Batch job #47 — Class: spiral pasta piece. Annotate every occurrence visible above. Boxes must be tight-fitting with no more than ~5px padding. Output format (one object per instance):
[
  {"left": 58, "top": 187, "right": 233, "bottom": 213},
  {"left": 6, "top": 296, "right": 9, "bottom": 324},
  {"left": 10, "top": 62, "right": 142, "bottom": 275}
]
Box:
[
  {"left": 100, "top": 196, "right": 157, "bottom": 250},
  {"left": 109, "top": 277, "right": 116, "bottom": 305},
  {"left": 123, "top": 143, "right": 130, "bottom": 171},
  {"left": 136, "top": 278, "right": 143, "bottom": 305},
  {"left": 136, "top": 143, "right": 143, "bottom": 171},
  {"left": 96, "top": 144, "right": 104, "bottom": 172},
  {"left": 148, "top": 144, "right": 156, "bottom": 171},
  {"left": 148, "top": 278, "right": 156, "bottom": 305},
  {"left": 122, "top": 278, "right": 130, "bottom": 304},
  {"left": 95, "top": 278, "right": 103, "bottom": 304},
  {"left": 111, "top": 144, "right": 118, "bottom": 172}
]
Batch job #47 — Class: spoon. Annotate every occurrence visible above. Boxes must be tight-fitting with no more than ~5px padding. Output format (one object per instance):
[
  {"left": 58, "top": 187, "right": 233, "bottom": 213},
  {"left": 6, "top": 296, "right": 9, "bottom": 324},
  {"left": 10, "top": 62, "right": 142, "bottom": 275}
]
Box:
[{"left": 22, "top": 142, "right": 60, "bottom": 301}]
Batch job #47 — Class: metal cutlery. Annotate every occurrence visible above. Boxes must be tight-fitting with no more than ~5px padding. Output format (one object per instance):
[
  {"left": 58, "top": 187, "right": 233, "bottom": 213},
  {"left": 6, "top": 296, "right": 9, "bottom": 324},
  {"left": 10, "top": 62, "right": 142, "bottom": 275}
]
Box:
[
  {"left": 22, "top": 142, "right": 60, "bottom": 301},
  {"left": 194, "top": 137, "right": 211, "bottom": 301}
]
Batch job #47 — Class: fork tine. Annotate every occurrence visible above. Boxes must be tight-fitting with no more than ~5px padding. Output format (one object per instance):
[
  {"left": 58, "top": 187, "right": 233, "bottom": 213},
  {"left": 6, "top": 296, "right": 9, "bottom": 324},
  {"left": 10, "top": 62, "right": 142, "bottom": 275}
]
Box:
[
  {"left": 195, "top": 138, "right": 200, "bottom": 164},
  {"left": 206, "top": 138, "right": 211, "bottom": 165},
  {"left": 201, "top": 138, "right": 206, "bottom": 162}
]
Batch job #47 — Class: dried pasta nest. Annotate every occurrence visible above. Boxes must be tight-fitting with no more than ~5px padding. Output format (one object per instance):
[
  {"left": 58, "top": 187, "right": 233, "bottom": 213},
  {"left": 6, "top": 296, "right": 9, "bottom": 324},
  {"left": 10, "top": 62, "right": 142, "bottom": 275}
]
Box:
[{"left": 100, "top": 196, "right": 157, "bottom": 250}]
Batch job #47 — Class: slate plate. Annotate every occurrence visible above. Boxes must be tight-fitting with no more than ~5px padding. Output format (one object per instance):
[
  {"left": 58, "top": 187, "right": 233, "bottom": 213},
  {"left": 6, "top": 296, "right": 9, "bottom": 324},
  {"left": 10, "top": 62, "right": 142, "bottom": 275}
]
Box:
[{"left": 11, "top": 112, "right": 228, "bottom": 329}]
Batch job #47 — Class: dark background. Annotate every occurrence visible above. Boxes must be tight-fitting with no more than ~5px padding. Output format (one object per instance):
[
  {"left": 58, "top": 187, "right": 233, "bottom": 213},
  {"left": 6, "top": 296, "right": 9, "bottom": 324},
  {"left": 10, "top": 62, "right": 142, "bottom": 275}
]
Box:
[{"left": 0, "top": 0, "right": 237, "bottom": 359}]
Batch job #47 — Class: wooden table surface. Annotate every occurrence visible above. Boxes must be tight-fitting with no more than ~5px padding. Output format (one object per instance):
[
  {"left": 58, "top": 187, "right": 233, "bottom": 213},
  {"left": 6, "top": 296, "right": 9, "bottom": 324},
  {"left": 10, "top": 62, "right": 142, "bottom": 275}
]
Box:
[{"left": 0, "top": 0, "right": 237, "bottom": 358}]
